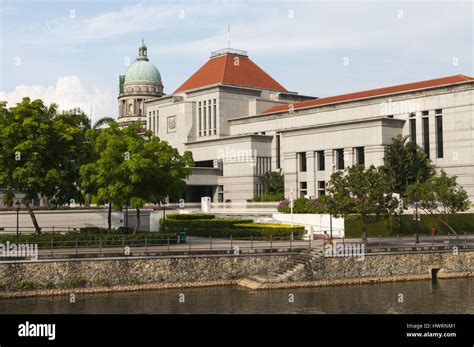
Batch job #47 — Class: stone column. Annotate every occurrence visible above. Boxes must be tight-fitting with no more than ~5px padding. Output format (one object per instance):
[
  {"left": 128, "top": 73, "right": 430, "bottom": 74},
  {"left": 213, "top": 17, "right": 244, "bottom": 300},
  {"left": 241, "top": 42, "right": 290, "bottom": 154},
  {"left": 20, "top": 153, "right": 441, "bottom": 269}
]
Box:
[
  {"left": 365, "top": 145, "right": 386, "bottom": 167},
  {"left": 344, "top": 147, "right": 354, "bottom": 168},
  {"left": 324, "top": 149, "right": 334, "bottom": 182}
]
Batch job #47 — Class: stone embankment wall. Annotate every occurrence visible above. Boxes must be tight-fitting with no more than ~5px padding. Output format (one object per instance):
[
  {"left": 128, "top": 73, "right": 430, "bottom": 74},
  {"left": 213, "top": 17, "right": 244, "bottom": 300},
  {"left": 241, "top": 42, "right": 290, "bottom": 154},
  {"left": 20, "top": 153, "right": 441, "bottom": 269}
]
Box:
[
  {"left": 0, "top": 255, "right": 290, "bottom": 290},
  {"left": 298, "top": 251, "right": 473, "bottom": 281}
]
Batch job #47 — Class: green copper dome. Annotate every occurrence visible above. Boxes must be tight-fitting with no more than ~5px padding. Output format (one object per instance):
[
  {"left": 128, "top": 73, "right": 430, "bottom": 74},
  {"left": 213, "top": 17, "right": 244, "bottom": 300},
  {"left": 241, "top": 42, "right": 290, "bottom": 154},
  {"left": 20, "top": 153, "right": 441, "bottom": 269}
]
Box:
[
  {"left": 124, "top": 40, "right": 162, "bottom": 84},
  {"left": 124, "top": 60, "right": 162, "bottom": 83}
]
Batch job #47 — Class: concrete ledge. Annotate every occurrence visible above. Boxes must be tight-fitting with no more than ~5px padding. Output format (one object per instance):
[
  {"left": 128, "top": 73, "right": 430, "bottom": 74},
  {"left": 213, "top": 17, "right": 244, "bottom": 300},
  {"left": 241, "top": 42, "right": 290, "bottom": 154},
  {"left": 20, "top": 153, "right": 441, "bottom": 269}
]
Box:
[{"left": 237, "top": 271, "right": 473, "bottom": 290}]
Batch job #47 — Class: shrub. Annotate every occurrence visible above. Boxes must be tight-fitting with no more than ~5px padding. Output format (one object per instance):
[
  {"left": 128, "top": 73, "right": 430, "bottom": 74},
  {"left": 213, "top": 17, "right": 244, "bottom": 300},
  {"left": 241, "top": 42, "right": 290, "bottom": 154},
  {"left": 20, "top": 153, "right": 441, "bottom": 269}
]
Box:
[
  {"left": 234, "top": 223, "right": 304, "bottom": 231},
  {"left": 0, "top": 232, "right": 178, "bottom": 248},
  {"left": 182, "top": 227, "right": 304, "bottom": 239},
  {"left": 160, "top": 218, "right": 253, "bottom": 230},
  {"left": 166, "top": 213, "right": 215, "bottom": 220},
  {"left": 344, "top": 213, "right": 474, "bottom": 237},
  {"left": 278, "top": 198, "right": 318, "bottom": 213}
]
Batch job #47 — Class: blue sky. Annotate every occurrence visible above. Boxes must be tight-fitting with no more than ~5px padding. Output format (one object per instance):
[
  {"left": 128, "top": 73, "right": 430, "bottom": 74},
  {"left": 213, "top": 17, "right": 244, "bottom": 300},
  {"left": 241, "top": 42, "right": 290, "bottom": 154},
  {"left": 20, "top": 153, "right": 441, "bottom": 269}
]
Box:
[{"left": 1, "top": 0, "right": 472, "bottom": 121}]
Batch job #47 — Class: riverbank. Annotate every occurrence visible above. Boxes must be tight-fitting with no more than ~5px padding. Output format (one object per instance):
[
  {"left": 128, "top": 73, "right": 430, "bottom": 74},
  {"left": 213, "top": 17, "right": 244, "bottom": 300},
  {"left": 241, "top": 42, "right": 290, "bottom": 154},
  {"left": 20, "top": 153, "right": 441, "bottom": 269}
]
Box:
[
  {"left": 0, "top": 251, "right": 472, "bottom": 298},
  {"left": 1, "top": 270, "right": 472, "bottom": 299}
]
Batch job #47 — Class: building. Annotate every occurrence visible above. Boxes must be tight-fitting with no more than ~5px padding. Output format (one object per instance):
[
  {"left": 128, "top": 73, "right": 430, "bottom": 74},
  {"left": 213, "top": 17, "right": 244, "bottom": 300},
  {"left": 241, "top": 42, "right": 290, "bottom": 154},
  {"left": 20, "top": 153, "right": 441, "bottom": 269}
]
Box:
[
  {"left": 118, "top": 43, "right": 474, "bottom": 203},
  {"left": 117, "top": 40, "right": 164, "bottom": 127}
]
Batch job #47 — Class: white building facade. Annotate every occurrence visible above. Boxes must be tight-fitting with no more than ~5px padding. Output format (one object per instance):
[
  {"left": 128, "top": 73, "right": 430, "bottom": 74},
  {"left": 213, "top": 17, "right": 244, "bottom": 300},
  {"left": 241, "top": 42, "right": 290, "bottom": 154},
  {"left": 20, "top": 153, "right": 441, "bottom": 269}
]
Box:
[{"left": 118, "top": 46, "right": 474, "bottom": 203}]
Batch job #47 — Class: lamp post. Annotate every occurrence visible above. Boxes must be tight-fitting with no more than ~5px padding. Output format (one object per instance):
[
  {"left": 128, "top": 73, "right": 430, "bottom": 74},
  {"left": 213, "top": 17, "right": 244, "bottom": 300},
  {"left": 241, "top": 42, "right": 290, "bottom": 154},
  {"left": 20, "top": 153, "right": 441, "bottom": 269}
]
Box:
[
  {"left": 290, "top": 188, "right": 294, "bottom": 227},
  {"left": 414, "top": 199, "right": 420, "bottom": 244},
  {"left": 15, "top": 201, "right": 20, "bottom": 239}
]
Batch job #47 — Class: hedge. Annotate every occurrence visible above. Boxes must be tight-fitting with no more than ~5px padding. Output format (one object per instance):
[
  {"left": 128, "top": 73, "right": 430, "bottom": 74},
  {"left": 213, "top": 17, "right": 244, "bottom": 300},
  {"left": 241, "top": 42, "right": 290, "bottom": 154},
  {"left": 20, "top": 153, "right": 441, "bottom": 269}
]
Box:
[
  {"left": 234, "top": 223, "right": 304, "bottom": 231},
  {"left": 344, "top": 213, "right": 474, "bottom": 238},
  {"left": 166, "top": 213, "right": 216, "bottom": 220},
  {"left": 0, "top": 232, "right": 178, "bottom": 248},
  {"left": 173, "top": 227, "right": 304, "bottom": 239},
  {"left": 160, "top": 218, "right": 253, "bottom": 230}
]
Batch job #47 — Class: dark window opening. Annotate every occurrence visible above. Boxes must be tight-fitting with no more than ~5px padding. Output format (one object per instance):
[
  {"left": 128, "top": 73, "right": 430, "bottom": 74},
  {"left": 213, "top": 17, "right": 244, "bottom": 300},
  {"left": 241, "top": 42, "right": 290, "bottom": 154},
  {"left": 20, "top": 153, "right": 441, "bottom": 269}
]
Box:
[
  {"left": 436, "top": 113, "right": 444, "bottom": 158},
  {"left": 356, "top": 147, "right": 365, "bottom": 165},
  {"left": 194, "top": 160, "right": 214, "bottom": 168},
  {"left": 298, "top": 152, "right": 307, "bottom": 172},
  {"left": 422, "top": 116, "right": 430, "bottom": 157},
  {"left": 336, "top": 149, "right": 344, "bottom": 170},
  {"left": 317, "top": 151, "right": 325, "bottom": 171}
]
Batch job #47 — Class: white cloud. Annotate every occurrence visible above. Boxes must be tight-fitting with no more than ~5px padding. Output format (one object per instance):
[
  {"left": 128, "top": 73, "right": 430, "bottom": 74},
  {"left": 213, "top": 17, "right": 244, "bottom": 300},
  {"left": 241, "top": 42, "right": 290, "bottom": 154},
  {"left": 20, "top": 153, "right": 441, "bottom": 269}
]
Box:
[{"left": 0, "top": 76, "right": 115, "bottom": 123}]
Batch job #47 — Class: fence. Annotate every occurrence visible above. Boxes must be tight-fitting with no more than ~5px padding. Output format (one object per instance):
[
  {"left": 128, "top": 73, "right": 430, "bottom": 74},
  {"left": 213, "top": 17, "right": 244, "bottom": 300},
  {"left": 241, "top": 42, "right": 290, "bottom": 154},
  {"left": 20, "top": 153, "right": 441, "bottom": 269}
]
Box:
[
  {"left": 0, "top": 236, "right": 312, "bottom": 260},
  {"left": 0, "top": 234, "right": 472, "bottom": 261}
]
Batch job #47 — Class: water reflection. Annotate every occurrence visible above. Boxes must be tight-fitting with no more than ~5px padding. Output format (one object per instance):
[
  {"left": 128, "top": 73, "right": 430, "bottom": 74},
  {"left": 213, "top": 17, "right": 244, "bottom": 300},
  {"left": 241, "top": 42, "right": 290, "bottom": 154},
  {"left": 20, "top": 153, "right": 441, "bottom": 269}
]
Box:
[{"left": 0, "top": 278, "right": 472, "bottom": 314}]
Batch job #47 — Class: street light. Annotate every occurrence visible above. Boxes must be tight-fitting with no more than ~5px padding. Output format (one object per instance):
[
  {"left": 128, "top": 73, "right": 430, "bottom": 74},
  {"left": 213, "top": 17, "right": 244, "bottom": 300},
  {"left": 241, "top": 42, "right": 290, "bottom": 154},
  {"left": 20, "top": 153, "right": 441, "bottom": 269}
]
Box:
[
  {"left": 289, "top": 188, "right": 294, "bottom": 227},
  {"left": 15, "top": 200, "right": 21, "bottom": 239},
  {"left": 414, "top": 199, "right": 420, "bottom": 244}
]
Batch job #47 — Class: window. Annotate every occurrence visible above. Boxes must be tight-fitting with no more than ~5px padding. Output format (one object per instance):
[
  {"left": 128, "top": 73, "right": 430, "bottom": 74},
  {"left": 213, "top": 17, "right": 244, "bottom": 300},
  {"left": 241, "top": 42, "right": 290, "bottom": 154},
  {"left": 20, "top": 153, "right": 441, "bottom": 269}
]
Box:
[
  {"left": 355, "top": 147, "right": 365, "bottom": 166},
  {"left": 203, "top": 101, "right": 207, "bottom": 135},
  {"left": 298, "top": 152, "right": 307, "bottom": 172},
  {"left": 317, "top": 151, "right": 325, "bottom": 171},
  {"left": 198, "top": 102, "right": 202, "bottom": 136},
  {"left": 300, "top": 182, "right": 307, "bottom": 198},
  {"left": 409, "top": 112, "right": 416, "bottom": 143},
  {"left": 435, "top": 109, "right": 444, "bottom": 158},
  {"left": 318, "top": 181, "right": 325, "bottom": 197},
  {"left": 152, "top": 116, "right": 155, "bottom": 134},
  {"left": 276, "top": 133, "right": 281, "bottom": 169},
  {"left": 422, "top": 113, "right": 430, "bottom": 157},
  {"left": 335, "top": 149, "right": 344, "bottom": 170},
  {"left": 208, "top": 100, "right": 212, "bottom": 136},
  {"left": 387, "top": 115, "right": 394, "bottom": 118},
  {"left": 217, "top": 185, "right": 224, "bottom": 203},
  {"left": 213, "top": 99, "right": 217, "bottom": 135}
]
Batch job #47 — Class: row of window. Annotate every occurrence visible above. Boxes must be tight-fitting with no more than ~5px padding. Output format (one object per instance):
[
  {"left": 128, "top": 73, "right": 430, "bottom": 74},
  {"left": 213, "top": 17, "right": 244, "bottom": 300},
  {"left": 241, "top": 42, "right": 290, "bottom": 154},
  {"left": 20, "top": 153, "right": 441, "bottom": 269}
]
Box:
[
  {"left": 298, "top": 147, "right": 365, "bottom": 172},
  {"left": 148, "top": 110, "right": 159, "bottom": 134},
  {"left": 124, "top": 86, "right": 160, "bottom": 93},
  {"left": 298, "top": 181, "right": 326, "bottom": 198},
  {"left": 256, "top": 157, "right": 272, "bottom": 176},
  {"left": 409, "top": 109, "right": 444, "bottom": 158},
  {"left": 198, "top": 99, "right": 217, "bottom": 137}
]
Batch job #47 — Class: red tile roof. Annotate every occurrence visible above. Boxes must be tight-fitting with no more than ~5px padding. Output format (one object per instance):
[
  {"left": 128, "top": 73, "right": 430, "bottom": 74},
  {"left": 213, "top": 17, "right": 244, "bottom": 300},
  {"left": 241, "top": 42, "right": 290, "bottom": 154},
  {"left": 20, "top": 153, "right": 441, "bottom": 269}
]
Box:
[
  {"left": 174, "top": 53, "right": 287, "bottom": 93},
  {"left": 262, "top": 74, "right": 474, "bottom": 115}
]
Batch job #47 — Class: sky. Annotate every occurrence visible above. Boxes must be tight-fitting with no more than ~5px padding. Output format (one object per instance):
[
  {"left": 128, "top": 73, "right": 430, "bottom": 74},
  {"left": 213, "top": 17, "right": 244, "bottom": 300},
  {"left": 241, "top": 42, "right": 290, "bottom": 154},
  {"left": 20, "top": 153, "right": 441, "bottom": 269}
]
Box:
[{"left": 1, "top": 0, "right": 473, "bottom": 122}]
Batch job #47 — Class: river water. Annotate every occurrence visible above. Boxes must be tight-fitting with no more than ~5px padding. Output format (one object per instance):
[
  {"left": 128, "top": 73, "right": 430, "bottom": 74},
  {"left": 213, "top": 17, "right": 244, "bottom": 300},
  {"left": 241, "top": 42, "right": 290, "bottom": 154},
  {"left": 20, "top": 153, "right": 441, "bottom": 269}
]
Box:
[{"left": 1, "top": 278, "right": 472, "bottom": 314}]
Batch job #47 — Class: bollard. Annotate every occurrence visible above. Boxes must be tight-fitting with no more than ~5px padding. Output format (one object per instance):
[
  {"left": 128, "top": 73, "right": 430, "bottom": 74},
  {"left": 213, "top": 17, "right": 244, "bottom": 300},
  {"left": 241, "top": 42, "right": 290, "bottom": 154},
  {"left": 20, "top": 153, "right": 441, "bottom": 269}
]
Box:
[
  {"left": 51, "top": 239, "right": 53, "bottom": 257},
  {"left": 75, "top": 240, "right": 78, "bottom": 255},
  {"left": 210, "top": 236, "right": 212, "bottom": 251},
  {"left": 167, "top": 237, "right": 170, "bottom": 252}
]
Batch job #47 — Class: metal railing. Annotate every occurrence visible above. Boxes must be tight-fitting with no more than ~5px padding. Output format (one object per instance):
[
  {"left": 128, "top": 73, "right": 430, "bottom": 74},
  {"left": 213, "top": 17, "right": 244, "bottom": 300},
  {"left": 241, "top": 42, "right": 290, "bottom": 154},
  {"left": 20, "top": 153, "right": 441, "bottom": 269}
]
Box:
[{"left": 0, "top": 235, "right": 313, "bottom": 261}]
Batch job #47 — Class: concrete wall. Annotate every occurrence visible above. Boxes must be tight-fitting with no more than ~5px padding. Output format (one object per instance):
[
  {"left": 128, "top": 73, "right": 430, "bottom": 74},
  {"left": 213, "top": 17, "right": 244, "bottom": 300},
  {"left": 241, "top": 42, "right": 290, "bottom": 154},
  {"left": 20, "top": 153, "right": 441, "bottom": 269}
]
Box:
[
  {"left": 0, "top": 209, "right": 160, "bottom": 232},
  {"left": 272, "top": 213, "right": 345, "bottom": 237}
]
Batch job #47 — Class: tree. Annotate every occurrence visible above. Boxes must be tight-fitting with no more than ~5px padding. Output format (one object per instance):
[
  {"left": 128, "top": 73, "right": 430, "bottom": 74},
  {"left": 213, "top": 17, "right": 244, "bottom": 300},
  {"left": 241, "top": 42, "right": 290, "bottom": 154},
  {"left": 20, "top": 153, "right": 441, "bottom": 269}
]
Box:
[
  {"left": 262, "top": 169, "right": 284, "bottom": 194},
  {"left": 383, "top": 135, "right": 435, "bottom": 232},
  {"left": 383, "top": 135, "right": 435, "bottom": 193},
  {"left": 0, "top": 98, "right": 84, "bottom": 234},
  {"left": 325, "top": 165, "right": 399, "bottom": 241},
  {"left": 405, "top": 170, "right": 470, "bottom": 236},
  {"left": 80, "top": 123, "right": 193, "bottom": 233}
]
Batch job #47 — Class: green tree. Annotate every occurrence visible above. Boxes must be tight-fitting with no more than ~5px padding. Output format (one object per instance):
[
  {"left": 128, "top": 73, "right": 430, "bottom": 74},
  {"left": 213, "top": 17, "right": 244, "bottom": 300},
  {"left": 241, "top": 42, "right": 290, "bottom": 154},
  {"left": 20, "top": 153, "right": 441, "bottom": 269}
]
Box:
[
  {"left": 325, "top": 165, "right": 399, "bottom": 241},
  {"left": 383, "top": 134, "right": 435, "bottom": 192},
  {"left": 262, "top": 169, "right": 284, "bottom": 194},
  {"left": 80, "top": 123, "right": 193, "bottom": 233},
  {"left": 0, "top": 98, "right": 84, "bottom": 233},
  {"left": 405, "top": 170, "right": 470, "bottom": 235},
  {"left": 383, "top": 135, "right": 435, "bottom": 232}
]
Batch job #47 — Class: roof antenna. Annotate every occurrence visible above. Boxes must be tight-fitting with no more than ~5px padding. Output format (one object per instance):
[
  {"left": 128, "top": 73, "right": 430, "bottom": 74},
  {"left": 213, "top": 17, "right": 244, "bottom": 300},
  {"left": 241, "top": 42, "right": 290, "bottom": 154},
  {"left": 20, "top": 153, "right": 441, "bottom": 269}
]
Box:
[{"left": 227, "top": 24, "right": 231, "bottom": 49}]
